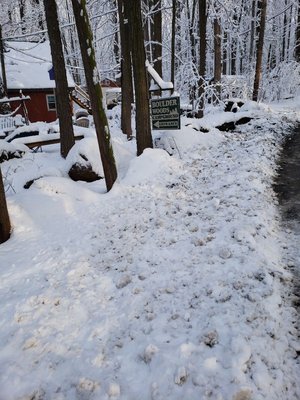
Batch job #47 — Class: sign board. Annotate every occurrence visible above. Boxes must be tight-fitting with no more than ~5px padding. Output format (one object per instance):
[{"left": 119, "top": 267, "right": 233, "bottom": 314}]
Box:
[{"left": 151, "top": 96, "right": 181, "bottom": 130}]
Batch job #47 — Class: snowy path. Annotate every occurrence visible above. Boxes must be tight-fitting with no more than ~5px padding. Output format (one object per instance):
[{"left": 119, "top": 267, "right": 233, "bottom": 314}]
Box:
[{"left": 0, "top": 109, "right": 300, "bottom": 399}]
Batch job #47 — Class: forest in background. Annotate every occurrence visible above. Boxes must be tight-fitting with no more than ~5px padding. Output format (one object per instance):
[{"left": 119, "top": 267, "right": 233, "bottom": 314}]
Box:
[{"left": 1, "top": 0, "right": 300, "bottom": 109}]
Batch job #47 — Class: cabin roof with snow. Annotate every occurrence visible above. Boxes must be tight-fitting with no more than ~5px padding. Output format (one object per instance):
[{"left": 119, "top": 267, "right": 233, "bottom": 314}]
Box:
[{"left": 1, "top": 40, "right": 75, "bottom": 91}]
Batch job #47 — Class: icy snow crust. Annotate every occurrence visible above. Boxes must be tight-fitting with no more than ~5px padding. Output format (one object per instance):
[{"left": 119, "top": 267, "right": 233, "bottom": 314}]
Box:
[{"left": 0, "top": 101, "right": 299, "bottom": 399}]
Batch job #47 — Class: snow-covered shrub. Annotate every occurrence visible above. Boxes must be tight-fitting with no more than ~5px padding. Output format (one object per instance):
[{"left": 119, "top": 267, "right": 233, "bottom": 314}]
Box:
[{"left": 261, "top": 61, "right": 300, "bottom": 102}]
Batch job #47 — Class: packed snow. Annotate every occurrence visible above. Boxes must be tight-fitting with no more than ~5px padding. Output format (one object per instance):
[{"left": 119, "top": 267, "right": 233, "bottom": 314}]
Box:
[{"left": 0, "top": 100, "right": 299, "bottom": 400}]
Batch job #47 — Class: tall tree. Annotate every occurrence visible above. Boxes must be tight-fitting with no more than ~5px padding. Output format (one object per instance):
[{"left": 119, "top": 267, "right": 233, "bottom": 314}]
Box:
[
  {"left": 117, "top": 0, "right": 133, "bottom": 139},
  {"left": 187, "top": 0, "right": 197, "bottom": 105},
  {"left": 295, "top": 0, "right": 300, "bottom": 62},
  {"left": 0, "top": 25, "right": 8, "bottom": 97},
  {"left": 43, "top": 0, "right": 75, "bottom": 159},
  {"left": 71, "top": 0, "right": 117, "bottom": 191},
  {"left": 214, "top": 17, "right": 222, "bottom": 97},
  {"left": 125, "top": 0, "right": 153, "bottom": 156},
  {"left": 0, "top": 167, "right": 11, "bottom": 244},
  {"left": 253, "top": 0, "right": 267, "bottom": 101},
  {"left": 170, "top": 0, "right": 176, "bottom": 87},
  {"left": 196, "top": 0, "right": 207, "bottom": 118},
  {"left": 150, "top": 0, "right": 162, "bottom": 78}
]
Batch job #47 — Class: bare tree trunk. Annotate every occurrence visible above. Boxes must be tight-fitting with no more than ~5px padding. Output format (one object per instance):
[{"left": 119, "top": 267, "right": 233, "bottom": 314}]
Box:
[
  {"left": 231, "top": 12, "right": 238, "bottom": 75},
  {"left": 43, "top": 0, "right": 75, "bottom": 159},
  {"left": 295, "top": 1, "right": 300, "bottom": 62},
  {"left": 150, "top": 0, "right": 162, "bottom": 78},
  {"left": 222, "top": 30, "right": 227, "bottom": 75},
  {"left": 71, "top": 0, "right": 117, "bottom": 191},
  {"left": 0, "top": 167, "right": 11, "bottom": 244},
  {"left": 196, "top": 0, "right": 207, "bottom": 118},
  {"left": 253, "top": 0, "right": 267, "bottom": 101},
  {"left": 170, "top": 0, "right": 176, "bottom": 87},
  {"left": 19, "top": 0, "right": 26, "bottom": 33},
  {"left": 112, "top": 0, "right": 120, "bottom": 72},
  {"left": 126, "top": 0, "right": 153, "bottom": 156},
  {"left": 187, "top": 0, "right": 197, "bottom": 105},
  {"left": 214, "top": 18, "right": 222, "bottom": 97},
  {"left": 249, "top": 0, "right": 257, "bottom": 63},
  {"left": 282, "top": 1, "right": 288, "bottom": 62},
  {"left": 0, "top": 25, "right": 8, "bottom": 97},
  {"left": 117, "top": 0, "right": 133, "bottom": 138}
]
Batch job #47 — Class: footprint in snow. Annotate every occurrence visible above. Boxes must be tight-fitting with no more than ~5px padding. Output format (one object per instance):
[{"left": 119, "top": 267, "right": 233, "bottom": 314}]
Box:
[
  {"left": 174, "top": 366, "right": 188, "bottom": 385},
  {"left": 219, "top": 247, "right": 232, "bottom": 259},
  {"left": 116, "top": 274, "right": 132, "bottom": 289}
]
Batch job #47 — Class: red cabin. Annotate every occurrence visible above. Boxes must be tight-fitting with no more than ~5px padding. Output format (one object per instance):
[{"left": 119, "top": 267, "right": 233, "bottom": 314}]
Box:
[{"left": 1, "top": 41, "right": 75, "bottom": 123}]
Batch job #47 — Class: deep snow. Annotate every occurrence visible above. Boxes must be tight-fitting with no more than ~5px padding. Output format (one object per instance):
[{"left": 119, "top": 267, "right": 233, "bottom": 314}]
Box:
[{"left": 0, "top": 100, "right": 299, "bottom": 400}]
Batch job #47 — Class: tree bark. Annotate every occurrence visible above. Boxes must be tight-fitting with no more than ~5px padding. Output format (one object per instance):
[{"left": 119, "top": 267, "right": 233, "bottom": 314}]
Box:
[
  {"left": 214, "top": 18, "right": 222, "bottom": 97},
  {"left": 187, "top": 0, "right": 197, "bottom": 105},
  {"left": 43, "top": 0, "right": 75, "bottom": 159},
  {"left": 19, "top": 0, "right": 26, "bottom": 33},
  {"left": 117, "top": 0, "right": 133, "bottom": 139},
  {"left": 112, "top": 0, "right": 120, "bottom": 71},
  {"left": 150, "top": 0, "right": 162, "bottom": 78},
  {"left": 0, "top": 25, "right": 8, "bottom": 98},
  {"left": 71, "top": 0, "right": 117, "bottom": 191},
  {"left": 170, "top": 0, "right": 176, "bottom": 87},
  {"left": 196, "top": 0, "right": 207, "bottom": 118},
  {"left": 253, "top": 0, "right": 267, "bottom": 101},
  {"left": 249, "top": 0, "right": 257, "bottom": 63},
  {"left": 295, "top": 1, "right": 300, "bottom": 62},
  {"left": 126, "top": 0, "right": 153, "bottom": 156},
  {"left": 0, "top": 167, "right": 11, "bottom": 244}
]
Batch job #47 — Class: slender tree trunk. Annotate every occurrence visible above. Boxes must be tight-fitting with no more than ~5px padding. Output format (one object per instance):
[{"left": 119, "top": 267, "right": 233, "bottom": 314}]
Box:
[
  {"left": 187, "top": 0, "right": 197, "bottom": 105},
  {"left": 150, "top": 0, "right": 162, "bottom": 78},
  {"left": 282, "top": 2, "right": 288, "bottom": 62},
  {"left": 0, "top": 167, "right": 11, "bottom": 244},
  {"left": 144, "top": 0, "right": 151, "bottom": 61},
  {"left": 71, "top": 0, "right": 117, "bottom": 191},
  {"left": 295, "top": 1, "right": 300, "bottom": 62},
  {"left": 170, "top": 0, "right": 176, "bottom": 87},
  {"left": 253, "top": 0, "right": 267, "bottom": 101},
  {"left": 0, "top": 25, "right": 8, "bottom": 97},
  {"left": 196, "top": 0, "right": 207, "bottom": 118},
  {"left": 117, "top": 0, "right": 133, "bottom": 138},
  {"left": 214, "top": 18, "right": 222, "bottom": 97},
  {"left": 126, "top": 0, "right": 153, "bottom": 156},
  {"left": 19, "top": 0, "right": 26, "bottom": 33},
  {"left": 112, "top": 0, "right": 120, "bottom": 71},
  {"left": 43, "top": 0, "right": 75, "bottom": 159},
  {"left": 286, "top": 4, "right": 293, "bottom": 61},
  {"left": 222, "top": 30, "right": 227, "bottom": 75},
  {"left": 249, "top": 0, "right": 257, "bottom": 63},
  {"left": 231, "top": 11, "right": 238, "bottom": 75}
]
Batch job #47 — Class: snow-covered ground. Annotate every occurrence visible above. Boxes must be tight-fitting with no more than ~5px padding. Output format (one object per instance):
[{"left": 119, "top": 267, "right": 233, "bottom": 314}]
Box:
[{"left": 0, "top": 100, "right": 299, "bottom": 400}]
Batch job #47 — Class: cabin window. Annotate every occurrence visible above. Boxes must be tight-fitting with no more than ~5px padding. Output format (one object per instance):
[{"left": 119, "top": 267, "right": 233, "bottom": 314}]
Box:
[{"left": 46, "top": 94, "right": 56, "bottom": 111}]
